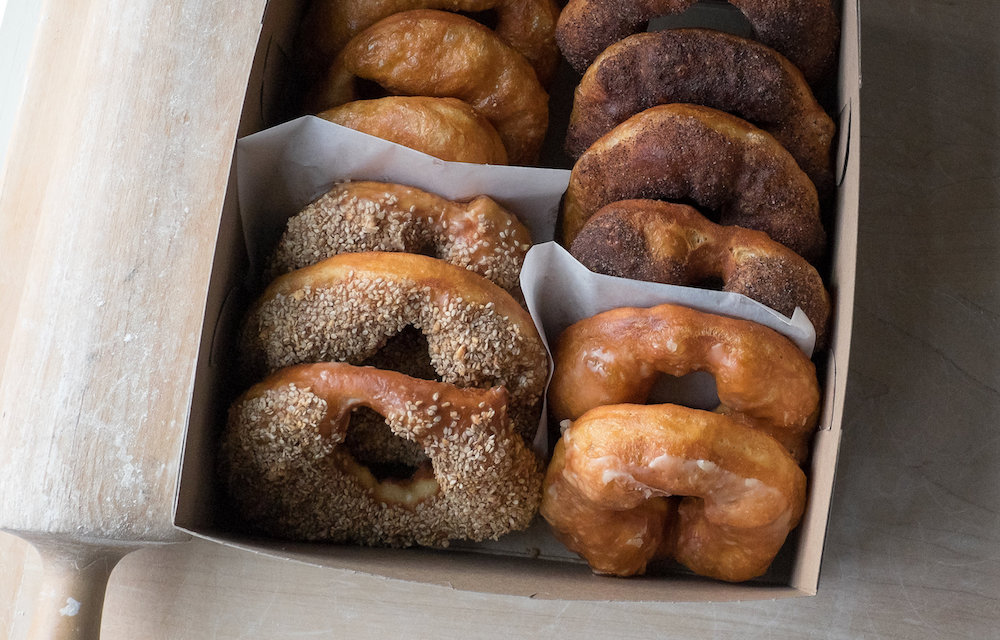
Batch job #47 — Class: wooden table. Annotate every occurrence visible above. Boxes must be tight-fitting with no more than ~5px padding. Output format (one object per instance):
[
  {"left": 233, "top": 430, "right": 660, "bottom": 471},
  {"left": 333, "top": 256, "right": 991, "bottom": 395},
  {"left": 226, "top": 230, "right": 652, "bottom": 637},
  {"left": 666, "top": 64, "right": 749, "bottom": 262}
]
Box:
[{"left": 2, "top": 1, "right": 998, "bottom": 638}]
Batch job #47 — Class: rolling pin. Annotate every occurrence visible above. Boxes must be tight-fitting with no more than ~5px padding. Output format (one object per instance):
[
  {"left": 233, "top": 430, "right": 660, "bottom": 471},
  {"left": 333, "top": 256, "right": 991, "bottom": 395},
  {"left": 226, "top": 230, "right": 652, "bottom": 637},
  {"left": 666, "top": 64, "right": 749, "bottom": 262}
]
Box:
[{"left": 0, "top": 0, "right": 266, "bottom": 636}]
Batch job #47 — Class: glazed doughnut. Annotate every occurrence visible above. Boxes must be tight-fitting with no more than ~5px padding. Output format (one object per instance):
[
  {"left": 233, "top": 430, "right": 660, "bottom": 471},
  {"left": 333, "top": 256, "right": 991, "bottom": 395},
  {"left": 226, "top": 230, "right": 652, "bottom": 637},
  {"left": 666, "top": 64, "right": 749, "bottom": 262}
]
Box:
[
  {"left": 561, "top": 103, "right": 826, "bottom": 263},
  {"left": 298, "top": 0, "right": 561, "bottom": 86},
  {"left": 555, "top": 0, "right": 840, "bottom": 84},
  {"left": 570, "top": 200, "right": 831, "bottom": 347},
  {"left": 549, "top": 302, "right": 819, "bottom": 461},
  {"left": 308, "top": 10, "right": 549, "bottom": 165},
  {"left": 540, "top": 403, "right": 807, "bottom": 581},
  {"left": 242, "top": 251, "right": 549, "bottom": 443},
  {"left": 318, "top": 97, "right": 509, "bottom": 165},
  {"left": 221, "top": 362, "right": 543, "bottom": 545},
  {"left": 565, "top": 29, "right": 836, "bottom": 195},
  {"left": 267, "top": 181, "right": 532, "bottom": 291}
]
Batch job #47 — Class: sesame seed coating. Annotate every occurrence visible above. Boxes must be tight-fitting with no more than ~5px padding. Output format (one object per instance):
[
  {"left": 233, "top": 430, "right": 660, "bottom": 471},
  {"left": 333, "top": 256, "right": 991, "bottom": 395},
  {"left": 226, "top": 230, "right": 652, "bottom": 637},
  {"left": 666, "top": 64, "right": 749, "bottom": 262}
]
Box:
[
  {"left": 219, "top": 363, "right": 544, "bottom": 546},
  {"left": 242, "top": 252, "right": 549, "bottom": 444},
  {"left": 267, "top": 181, "right": 531, "bottom": 291}
]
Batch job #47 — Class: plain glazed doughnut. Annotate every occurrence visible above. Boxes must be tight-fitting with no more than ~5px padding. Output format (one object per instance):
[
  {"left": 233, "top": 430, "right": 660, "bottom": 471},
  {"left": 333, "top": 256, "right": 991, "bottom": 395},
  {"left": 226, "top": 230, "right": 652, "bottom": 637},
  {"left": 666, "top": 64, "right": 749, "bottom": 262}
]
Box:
[
  {"left": 267, "top": 181, "right": 532, "bottom": 291},
  {"left": 540, "top": 403, "right": 807, "bottom": 581},
  {"left": 298, "top": 0, "right": 561, "bottom": 86},
  {"left": 308, "top": 10, "right": 549, "bottom": 165},
  {"left": 242, "top": 251, "right": 549, "bottom": 443},
  {"left": 565, "top": 29, "right": 835, "bottom": 195},
  {"left": 221, "top": 362, "right": 543, "bottom": 545},
  {"left": 555, "top": 0, "right": 840, "bottom": 84},
  {"left": 549, "top": 302, "right": 819, "bottom": 461},
  {"left": 570, "top": 199, "right": 831, "bottom": 347},
  {"left": 561, "top": 103, "right": 826, "bottom": 263},
  {"left": 317, "top": 97, "right": 509, "bottom": 165}
]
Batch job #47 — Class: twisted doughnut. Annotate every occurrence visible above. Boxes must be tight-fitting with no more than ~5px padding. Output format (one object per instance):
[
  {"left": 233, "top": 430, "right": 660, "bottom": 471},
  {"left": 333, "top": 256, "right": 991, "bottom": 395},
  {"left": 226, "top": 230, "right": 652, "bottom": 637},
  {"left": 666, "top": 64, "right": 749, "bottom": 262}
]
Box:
[
  {"left": 570, "top": 199, "right": 831, "bottom": 347},
  {"left": 298, "top": 0, "right": 561, "bottom": 86},
  {"left": 242, "top": 251, "right": 549, "bottom": 443},
  {"left": 221, "top": 362, "right": 542, "bottom": 545},
  {"left": 318, "top": 97, "right": 509, "bottom": 165},
  {"left": 565, "top": 29, "right": 835, "bottom": 194},
  {"left": 549, "top": 302, "right": 819, "bottom": 461},
  {"left": 267, "top": 181, "right": 532, "bottom": 291},
  {"left": 562, "top": 103, "right": 826, "bottom": 263},
  {"left": 540, "top": 403, "right": 807, "bottom": 581},
  {"left": 308, "top": 10, "right": 549, "bottom": 164},
  {"left": 555, "top": 0, "right": 840, "bottom": 84}
]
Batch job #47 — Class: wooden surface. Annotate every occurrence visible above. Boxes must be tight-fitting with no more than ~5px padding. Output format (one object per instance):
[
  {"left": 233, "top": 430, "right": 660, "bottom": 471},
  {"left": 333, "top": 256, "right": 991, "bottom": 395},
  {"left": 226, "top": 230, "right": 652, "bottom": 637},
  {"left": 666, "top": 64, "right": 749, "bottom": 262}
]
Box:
[{"left": 2, "top": 0, "right": 999, "bottom": 638}]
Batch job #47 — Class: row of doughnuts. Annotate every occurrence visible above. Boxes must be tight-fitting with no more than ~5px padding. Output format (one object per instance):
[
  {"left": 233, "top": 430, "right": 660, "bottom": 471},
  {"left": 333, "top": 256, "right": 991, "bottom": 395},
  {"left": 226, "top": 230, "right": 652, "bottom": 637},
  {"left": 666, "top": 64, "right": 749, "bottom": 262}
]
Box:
[
  {"left": 536, "top": 3, "right": 840, "bottom": 580},
  {"left": 296, "top": 3, "right": 561, "bottom": 165},
  {"left": 220, "top": 181, "right": 550, "bottom": 546}
]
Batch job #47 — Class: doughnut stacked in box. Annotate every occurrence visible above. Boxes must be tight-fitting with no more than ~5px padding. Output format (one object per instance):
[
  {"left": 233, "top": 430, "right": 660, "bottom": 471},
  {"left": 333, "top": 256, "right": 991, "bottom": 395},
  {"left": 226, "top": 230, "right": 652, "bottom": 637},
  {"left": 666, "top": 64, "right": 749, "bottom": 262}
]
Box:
[{"left": 218, "top": 0, "right": 842, "bottom": 584}]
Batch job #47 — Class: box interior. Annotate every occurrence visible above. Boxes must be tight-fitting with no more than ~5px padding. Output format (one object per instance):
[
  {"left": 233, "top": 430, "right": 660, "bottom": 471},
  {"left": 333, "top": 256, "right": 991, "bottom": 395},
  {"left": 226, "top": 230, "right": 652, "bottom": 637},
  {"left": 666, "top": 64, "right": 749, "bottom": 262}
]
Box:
[{"left": 176, "top": 0, "right": 861, "bottom": 602}]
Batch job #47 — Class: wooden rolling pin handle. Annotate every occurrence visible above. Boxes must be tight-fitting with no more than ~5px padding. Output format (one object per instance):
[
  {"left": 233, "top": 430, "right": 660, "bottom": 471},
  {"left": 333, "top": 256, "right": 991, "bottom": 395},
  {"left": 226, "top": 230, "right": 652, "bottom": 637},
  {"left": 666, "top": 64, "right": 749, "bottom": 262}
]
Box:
[{"left": 25, "top": 540, "right": 137, "bottom": 640}]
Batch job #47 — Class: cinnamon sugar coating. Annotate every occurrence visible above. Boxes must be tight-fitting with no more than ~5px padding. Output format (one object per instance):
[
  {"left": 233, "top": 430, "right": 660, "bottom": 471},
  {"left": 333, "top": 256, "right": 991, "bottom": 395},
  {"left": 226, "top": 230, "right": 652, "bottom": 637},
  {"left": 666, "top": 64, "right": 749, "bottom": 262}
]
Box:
[
  {"left": 221, "top": 363, "right": 543, "bottom": 545},
  {"left": 570, "top": 200, "right": 831, "bottom": 347}
]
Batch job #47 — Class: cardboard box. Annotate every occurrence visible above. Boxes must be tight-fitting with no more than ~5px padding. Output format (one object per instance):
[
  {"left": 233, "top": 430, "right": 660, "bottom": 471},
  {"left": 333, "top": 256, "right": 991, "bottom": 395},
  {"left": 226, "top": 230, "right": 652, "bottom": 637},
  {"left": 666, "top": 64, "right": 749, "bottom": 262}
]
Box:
[{"left": 176, "top": 0, "right": 861, "bottom": 602}]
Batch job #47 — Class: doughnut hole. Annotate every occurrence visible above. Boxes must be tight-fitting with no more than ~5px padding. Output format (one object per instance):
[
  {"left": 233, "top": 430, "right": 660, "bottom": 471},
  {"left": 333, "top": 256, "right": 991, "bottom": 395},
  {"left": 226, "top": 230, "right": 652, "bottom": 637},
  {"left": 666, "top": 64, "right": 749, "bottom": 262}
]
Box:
[
  {"left": 342, "top": 326, "right": 440, "bottom": 481},
  {"left": 457, "top": 9, "right": 500, "bottom": 31},
  {"left": 647, "top": 1, "right": 754, "bottom": 39},
  {"left": 646, "top": 371, "right": 720, "bottom": 412}
]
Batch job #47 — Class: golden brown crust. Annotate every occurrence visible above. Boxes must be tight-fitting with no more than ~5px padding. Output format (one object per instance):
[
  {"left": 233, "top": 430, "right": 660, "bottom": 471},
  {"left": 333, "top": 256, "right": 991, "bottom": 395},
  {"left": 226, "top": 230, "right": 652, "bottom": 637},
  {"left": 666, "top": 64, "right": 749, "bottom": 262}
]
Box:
[
  {"left": 562, "top": 103, "right": 826, "bottom": 263},
  {"left": 297, "top": 0, "right": 561, "bottom": 86},
  {"left": 566, "top": 29, "right": 836, "bottom": 195},
  {"left": 242, "top": 251, "right": 549, "bottom": 443},
  {"left": 267, "top": 181, "right": 531, "bottom": 290},
  {"left": 540, "top": 403, "right": 807, "bottom": 581},
  {"left": 570, "top": 200, "right": 832, "bottom": 347},
  {"left": 549, "top": 302, "right": 819, "bottom": 461},
  {"left": 308, "top": 10, "right": 549, "bottom": 165},
  {"left": 318, "top": 97, "right": 509, "bottom": 164},
  {"left": 221, "top": 362, "right": 543, "bottom": 545},
  {"left": 555, "top": 0, "right": 840, "bottom": 84}
]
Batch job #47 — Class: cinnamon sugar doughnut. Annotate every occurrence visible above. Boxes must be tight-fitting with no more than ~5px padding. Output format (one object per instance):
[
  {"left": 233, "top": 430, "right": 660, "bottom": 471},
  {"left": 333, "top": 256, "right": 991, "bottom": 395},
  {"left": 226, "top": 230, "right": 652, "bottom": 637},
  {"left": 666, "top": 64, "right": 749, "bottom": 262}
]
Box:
[
  {"left": 221, "top": 362, "right": 542, "bottom": 545},
  {"left": 570, "top": 200, "right": 831, "bottom": 347},
  {"left": 242, "top": 251, "right": 549, "bottom": 443},
  {"left": 308, "top": 10, "right": 549, "bottom": 164},
  {"left": 555, "top": 0, "right": 840, "bottom": 84},
  {"left": 540, "top": 403, "right": 807, "bottom": 580},
  {"left": 565, "top": 29, "right": 835, "bottom": 194},
  {"left": 562, "top": 103, "right": 826, "bottom": 263},
  {"left": 318, "top": 97, "right": 509, "bottom": 164},
  {"left": 549, "top": 302, "right": 819, "bottom": 461},
  {"left": 267, "top": 181, "right": 531, "bottom": 291},
  {"left": 298, "top": 0, "right": 561, "bottom": 86}
]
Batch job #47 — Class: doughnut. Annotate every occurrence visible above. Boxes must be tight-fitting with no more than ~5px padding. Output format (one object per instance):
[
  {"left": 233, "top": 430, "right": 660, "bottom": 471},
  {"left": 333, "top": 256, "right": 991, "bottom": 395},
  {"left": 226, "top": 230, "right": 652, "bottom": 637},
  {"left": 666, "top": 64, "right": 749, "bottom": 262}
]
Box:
[
  {"left": 266, "top": 181, "right": 532, "bottom": 291},
  {"left": 540, "top": 403, "right": 807, "bottom": 581},
  {"left": 570, "top": 200, "right": 831, "bottom": 347},
  {"left": 561, "top": 103, "right": 826, "bottom": 264},
  {"left": 565, "top": 29, "right": 836, "bottom": 195},
  {"left": 297, "top": 0, "right": 561, "bottom": 86},
  {"left": 242, "top": 251, "right": 549, "bottom": 443},
  {"left": 555, "top": 0, "right": 840, "bottom": 84},
  {"left": 221, "top": 362, "right": 543, "bottom": 545},
  {"left": 308, "top": 10, "right": 549, "bottom": 165},
  {"left": 318, "top": 97, "right": 509, "bottom": 165},
  {"left": 549, "top": 302, "right": 819, "bottom": 461}
]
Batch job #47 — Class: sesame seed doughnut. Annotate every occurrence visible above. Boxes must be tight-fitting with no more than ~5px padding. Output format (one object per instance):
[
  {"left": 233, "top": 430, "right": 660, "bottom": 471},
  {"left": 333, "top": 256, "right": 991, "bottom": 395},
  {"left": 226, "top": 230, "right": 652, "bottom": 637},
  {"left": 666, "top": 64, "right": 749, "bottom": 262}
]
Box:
[
  {"left": 570, "top": 200, "right": 832, "bottom": 347},
  {"left": 561, "top": 103, "right": 826, "bottom": 263},
  {"left": 242, "top": 251, "right": 549, "bottom": 443},
  {"left": 565, "top": 29, "right": 836, "bottom": 195},
  {"left": 549, "top": 302, "right": 819, "bottom": 461},
  {"left": 540, "top": 403, "right": 807, "bottom": 580},
  {"left": 318, "top": 97, "right": 509, "bottom": 165},
  {"left": 221, "top": 362, "right": 543, "bottom": 545},
  {"left": 298, "top": 0, "right": 561, "bottom": 86},
  {"left": 555, "top": 0, "right": 840, "bottom": 84},
  {"left": 308, "top": 10, "right": 549, "bottom": 165},
  {"left": 267, "top": 181, "right": 532, "bottom": 291}
]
